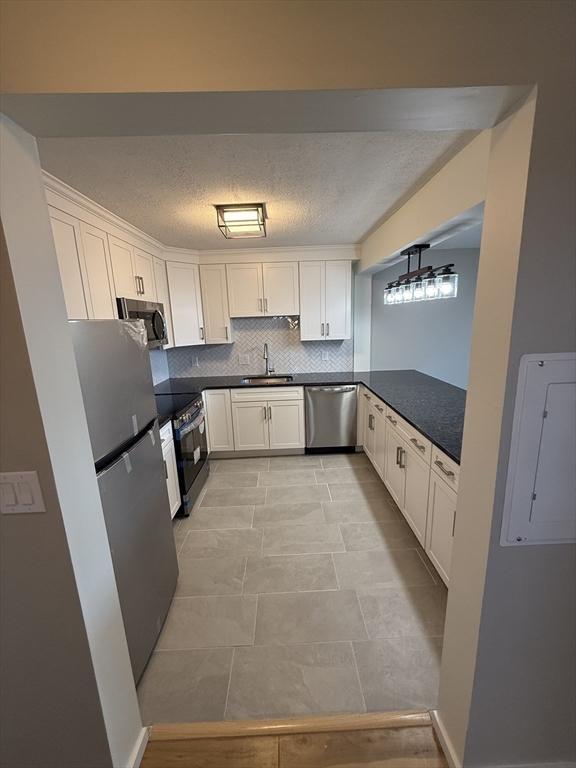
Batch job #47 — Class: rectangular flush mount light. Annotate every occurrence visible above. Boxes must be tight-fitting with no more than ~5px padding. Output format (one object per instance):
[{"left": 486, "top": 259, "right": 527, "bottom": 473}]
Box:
[{"left": 215, "top": 203, "right": 267, "bottom": 239}]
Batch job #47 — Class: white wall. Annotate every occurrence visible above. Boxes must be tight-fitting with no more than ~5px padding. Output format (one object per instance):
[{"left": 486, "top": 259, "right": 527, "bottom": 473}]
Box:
[
  {"left": 371, "top": 249, "right": 479, "bottom": 388},
  {"left": 0, "top": 115, "right": 146, "bottom": 768}
]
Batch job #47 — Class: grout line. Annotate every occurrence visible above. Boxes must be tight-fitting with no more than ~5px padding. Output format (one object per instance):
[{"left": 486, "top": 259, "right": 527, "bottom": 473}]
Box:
[
  {"left": 222, "top": 646, "right": 236, "bottom": 720},
  {"left": 350, "top": 640, "right": 369, "bottom": 714},
  {"left": 354, "top": 588, "right": 372, "bottom": 641},
  {"left": 331, "top": 552, "right": 341, "bottom": 590}
]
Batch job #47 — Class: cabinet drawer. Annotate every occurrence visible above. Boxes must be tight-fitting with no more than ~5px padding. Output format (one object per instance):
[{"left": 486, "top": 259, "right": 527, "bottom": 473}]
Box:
[
  {"left": 385, "top": 406, "right": 432, "bottom": 464},
  {"left": 431, "top": 446, "right": 460, "bottom": 491},
  {"left": 231, "top": 386, "right": 303, "bottom": 402},
  {"left": 159, "top": 420, "right": 173, "bottom": 446}
]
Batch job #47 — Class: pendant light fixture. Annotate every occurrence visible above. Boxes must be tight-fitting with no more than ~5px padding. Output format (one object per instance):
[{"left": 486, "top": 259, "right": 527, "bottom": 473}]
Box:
[
  {"left": 215, "top": 203, "right": 267, "bottom": 239},
  {"left": 383, "top": 244, "right": 458, "bottom": 305}
]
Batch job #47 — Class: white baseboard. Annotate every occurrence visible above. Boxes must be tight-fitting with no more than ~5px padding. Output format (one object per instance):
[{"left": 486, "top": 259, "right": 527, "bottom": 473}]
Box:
[
  {"left": 430, "top": 709, "right": 461, "bottom": 768},
  {"left": 430, "top": 711, "right": 575, "bottom": 768},
  {"left": 127, "top": 727, "right": 150, "bottom": 768}
]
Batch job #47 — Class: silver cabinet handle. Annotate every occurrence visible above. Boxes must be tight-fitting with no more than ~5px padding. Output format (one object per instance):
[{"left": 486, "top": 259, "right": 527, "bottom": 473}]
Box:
[
  {"left": 368, "top": 414, "right": 374, "bottom": 430},
  {"left": 263, "top": 406, "right": 267, "bottom": 421},
  {"left": 396, "top": 446, "right": 401, "bottom": 465},
  {"left": 135, "top": 275, "right": 141, "bottom": 295},
  {"left": 258, "top": 298, "right": 262, "bottom": 312},
  {"left": 375, "top": 404, "right": 384, "bottom": 413},
  {"left": 398, "top": 448, "right": 406, "bottom": 469},
  {"left": 326, "top": 322, "right": 330, "bottom": 337},
  {"left": 264, "top": 298, "right": 268, "bottom": 313},
  {"left": 163, "top": 459, "right": 168, "bottom": 479},
  {"left": 140, "top": 276, "right": 145, "bottom": 295},
  {"left": 268, "top": 405, "right": 272, "bottom": 420},
  {"left": 410, "top": 437, "right": 426, "bottom": 452},
  {"left": 434, "top": 459, "right": 455, "bottom": 478},
  {"left": 363, "top": 393, "right": 371, "bottom": 400},
  {"left": 225, "top": 326, "right": 229, "bottom": 340},
  {"left": 199, "top": 326, "right": 204, "bottom": 340},
  {"left": 386, "top": 414, "right": 397, "bottom": 425},
  {"left": 321, "top": 323, "right": 324, "bottom": 336},
  {"left": 452, "top": 511, "right": 457, "bottom": 537}
]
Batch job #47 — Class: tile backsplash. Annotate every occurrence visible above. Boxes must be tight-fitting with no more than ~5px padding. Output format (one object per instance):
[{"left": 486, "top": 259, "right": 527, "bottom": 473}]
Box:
[{"left": 166, "top": 317, "right": 353, "bottom": 378}]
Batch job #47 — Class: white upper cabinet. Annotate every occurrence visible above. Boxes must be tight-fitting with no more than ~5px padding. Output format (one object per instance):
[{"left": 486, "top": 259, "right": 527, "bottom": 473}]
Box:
[
  {"left": 262, "top": 262, "right": 299, "bottom": 315},
  {"left": 299, "top": 261, "right": 325, "bottom": 340},
  {"left": 200, "top": 264, "right": 232, "bottom": 344},
  {"left": 133, "top": 249, "right": 157, "bottom": 301},
  {"left": 166, "top": 261, "right": 205, "bottom": 346},
  {"left": 49, "top": 208, "right": 89, "bottom": 319},
  {"left": 227, "top": 261, "right": 299, "bottom": 317},
  {"left": 108, "top": 235, "right": 157, "bottom": 301},
  {"left": 108, "top": 235, "right": 137, "bottom": 299},
  {"left": 153, "top": 257, "right": 174, "bottom": 348},
  {"left": 227, "top": 263, "right": 264, "bottom": 317},
  {"left": 79, "top": 223, "right": 116, "bottom": 319},
  {"left": 299, "top": 260, "right": 351, "bottom": 340},
  {"left": 325, "top": 260, "right": 351, "bottom": 339}
]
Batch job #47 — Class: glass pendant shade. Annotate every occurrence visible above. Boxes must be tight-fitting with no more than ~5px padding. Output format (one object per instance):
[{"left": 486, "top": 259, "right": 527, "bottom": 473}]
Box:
[
  {"left": 412, "top": 279, "right": 425, "bottom": 301},
  {"left": 402, "top": 282, "right": 413, "bottom": 303},
  {"left": 438, "top": 273, "right": 458, "bottom": 298},
  {"left": 424, "top": 276, "right": 438, "bottom": 299}
]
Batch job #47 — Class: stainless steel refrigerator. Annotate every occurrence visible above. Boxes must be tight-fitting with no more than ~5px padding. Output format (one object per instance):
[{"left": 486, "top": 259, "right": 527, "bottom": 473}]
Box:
[{"left": 70, "top": 319, "right": 178, "bottom": 683}]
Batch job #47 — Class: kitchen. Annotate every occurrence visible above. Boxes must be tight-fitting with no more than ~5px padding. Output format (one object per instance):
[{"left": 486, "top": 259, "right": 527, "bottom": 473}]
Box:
[
  {"left": 2, "top": 5, "right": 575, "bottom": 767},
  {"left": 35, "top": 129, "right": 480, "bottom": 726}
]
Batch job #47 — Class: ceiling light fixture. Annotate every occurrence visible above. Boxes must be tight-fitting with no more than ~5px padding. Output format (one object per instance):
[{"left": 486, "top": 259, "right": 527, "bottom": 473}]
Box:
[
  {"left": 383, "top": 244, "right": 458, "bottom": 306},
  {"left": 215, "top": 202, "right": 267, "bottom": 239}
]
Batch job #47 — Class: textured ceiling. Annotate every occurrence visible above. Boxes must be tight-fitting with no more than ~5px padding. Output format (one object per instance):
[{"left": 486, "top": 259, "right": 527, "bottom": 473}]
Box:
[{"left": 39, "top": 132, "right": 474, "bottom": 250}]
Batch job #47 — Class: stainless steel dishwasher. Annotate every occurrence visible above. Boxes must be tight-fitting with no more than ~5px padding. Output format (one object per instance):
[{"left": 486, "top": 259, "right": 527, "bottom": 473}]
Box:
[{"left": 305, "top": 385, "right": 357, "bottom": 448}]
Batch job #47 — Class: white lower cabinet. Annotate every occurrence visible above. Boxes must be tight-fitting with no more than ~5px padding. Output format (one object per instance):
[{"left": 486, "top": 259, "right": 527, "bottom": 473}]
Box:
[
  {"left": 360, "top": 396, "right": 459, "bottom": 586},
  {"left": 230, "top": 387, "right": 304, "bottom": 451},
  {"left": 232, "top": 402, "right": 270, "bottom": 450},
  {"left": 160, "top": 423, "right": 180, "bottom": 519},
  {"left": 268, "top": 400, "right": 305, "bottom": 449},
  {"left": 204, "top": 390, "right": 235, "bottom": 452},
  {"left": 384, "top": 422, "right": 406, "bottom": 509},
  {"left": 403, "top": 446, "right": 430, "bottom": 547},
  {"left": 426, "top": 470, "right": 457, "bottom": 585}
]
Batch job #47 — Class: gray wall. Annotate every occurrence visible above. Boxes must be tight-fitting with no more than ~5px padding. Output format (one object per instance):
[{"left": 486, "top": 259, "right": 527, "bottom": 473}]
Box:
[
  {"left": 0, "top": 227, "right": 112, "bottom": 768},
  {"left": 167, "top": 316, "right": 353, "bottom": 378},
  {"left": 370, "top": 248, "right": 479, "bottom": 388}
]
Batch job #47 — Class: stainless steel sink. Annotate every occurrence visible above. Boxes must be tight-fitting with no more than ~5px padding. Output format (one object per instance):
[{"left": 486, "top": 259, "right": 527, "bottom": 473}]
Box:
[{"left": 240, "top": 375, "right": 294, "bottom": 385}]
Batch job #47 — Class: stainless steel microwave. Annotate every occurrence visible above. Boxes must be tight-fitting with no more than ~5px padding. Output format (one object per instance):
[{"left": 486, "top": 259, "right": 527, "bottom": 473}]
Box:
[{"left": 116, "top": 298, "right": 168, "bottom": 349}]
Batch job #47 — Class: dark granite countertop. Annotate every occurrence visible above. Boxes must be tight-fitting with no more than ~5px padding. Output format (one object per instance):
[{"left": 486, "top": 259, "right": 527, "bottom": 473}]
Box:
[{"left": 154, "top": 370, "right": 466, "bottom": 463}]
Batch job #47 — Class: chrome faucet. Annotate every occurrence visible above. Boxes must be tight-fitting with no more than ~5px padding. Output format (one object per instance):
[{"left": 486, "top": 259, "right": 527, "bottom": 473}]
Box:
[{"left": 263, "top": 343, "right": 274, "bottom": 375}]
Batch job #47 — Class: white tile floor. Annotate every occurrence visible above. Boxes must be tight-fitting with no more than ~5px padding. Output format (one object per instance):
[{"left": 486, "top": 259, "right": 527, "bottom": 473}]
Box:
[{"left": 137, "top": 452, "right": 447, "bottom": 724}]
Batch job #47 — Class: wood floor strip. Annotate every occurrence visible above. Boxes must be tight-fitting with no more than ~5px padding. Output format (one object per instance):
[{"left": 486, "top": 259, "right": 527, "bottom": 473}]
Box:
[
  {"left": 278, "top": 726, "right": 448, "bottom": 767},
  {"left": 141, "top": 734, "right": 279, "bottom": 768},
  {"left": 149, "top": 710, "right": 431, "bottom": 741}
]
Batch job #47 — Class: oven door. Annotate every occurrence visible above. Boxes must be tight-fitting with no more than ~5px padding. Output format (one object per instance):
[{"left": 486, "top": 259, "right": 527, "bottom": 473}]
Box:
[{"left": 173, "top": 407, "right": 208, "bottom": 503}]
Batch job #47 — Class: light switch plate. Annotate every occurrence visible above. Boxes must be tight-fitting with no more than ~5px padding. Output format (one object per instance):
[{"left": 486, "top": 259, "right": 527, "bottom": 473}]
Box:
[{"left": 0, "top": 471, "right": 46, "bottom": 514}]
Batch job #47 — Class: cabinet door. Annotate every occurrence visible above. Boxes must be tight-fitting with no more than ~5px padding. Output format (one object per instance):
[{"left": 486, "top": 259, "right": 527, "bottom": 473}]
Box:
[
  {"left": 232, "top": 401, "right": 269, "bottom": 450},
  {"left": 325, "top": 260, "right": 351, "bottom": 339},
  {"left": 299, "top": 261, "right": 325, "bottom": 340},
  {"left": 162, "top": 439, "right": 181, "bottom": 519},
  {"left": 153, "top": 257, "right": 174, "bottom": 348},
  {"left": 108, "top": 235, "right": 137, "bottom": 299},
  {"left": 384, "top": 423, "right": 406, "bottom": 508},
  {"left": 373, "top": 408, "right": 387, "bottom": 479},
  {"left": 268, "top": 400, "right": 305, "bottom": 450},
  {"left": 426, "top": 472, "right": 457, "bottom": 586},
  {"left": 134, "top": 249, "right": 157, "bottom": 301},
  {"left": 227, "top": 263, "right": 264, "bottom": 317},
  {"left": 263, "top": 262, "right": 299, "bottom": 315},
  {"left": 403, "top": 446, "right": 430, "bottom": 546},
  {"left": 204, "top": 390, "right": 235, "bottom": 451},
  {"left": 80, "top": 223, "right": 116, "bottom": 319},
  {"left": 364, "top": 403, "right": 376, "bottom": 461},
  {"left": 166, "top": 262, "right": 205, "bottom": 347},
  {"left": 200, "top": 264, "right": 232, "bottom": 344},
  {"left": 49, "top": 208, "right": 89, "bottom": 319}
]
